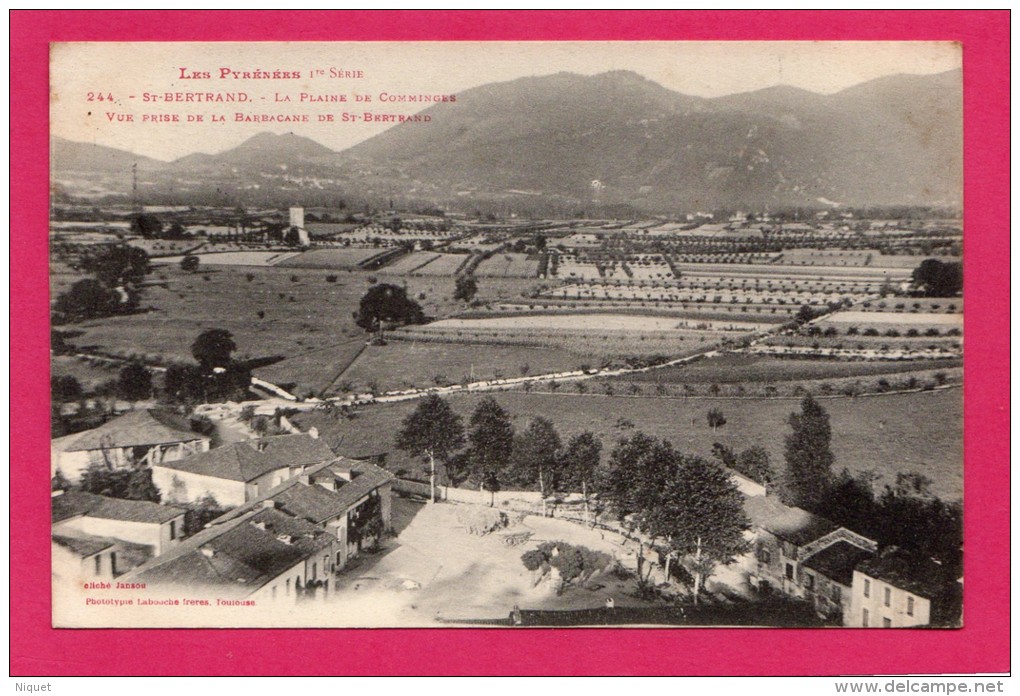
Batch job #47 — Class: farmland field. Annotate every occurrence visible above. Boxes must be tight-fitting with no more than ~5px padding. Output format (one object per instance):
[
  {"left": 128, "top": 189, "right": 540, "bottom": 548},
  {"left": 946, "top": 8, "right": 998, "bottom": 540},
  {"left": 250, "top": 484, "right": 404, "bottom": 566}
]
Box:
[
  {"left": 383, "top": 252, "right": 441, "bottom": 274},
  {"left": 616, "top": 353, "right": 962, "bottom": 385},
  {"left": 821, "top": 311, "right": 963, "bottom": 326},
  {"left": 151, "top": 251, "right": 299, "bottom": 266},
  {"left": 331, "top": 341, "right": 589, "bottom": 394},
  {"left": 53, "top": 266, "right": 484, "bottom": 364},
  {"left": 411, "top": 254, "right": 470, "bottom": 276},
  {"left": 427, "top": 313, "right": 764, "bottom": 332},
  {"left": 251, "top": 340, "right": 367, "bottom": 398},
  {"left": 474, "top": 253, "right": 541, "bottom": 278},
  {"left": 50, "top": 355, "right": 122, "bottom": 392},
  {"left": 276, "top": 248, "right": 389, "bottom": 269},
  {"left": 339, "top": 388, "right": 963, "bottom": 500}
]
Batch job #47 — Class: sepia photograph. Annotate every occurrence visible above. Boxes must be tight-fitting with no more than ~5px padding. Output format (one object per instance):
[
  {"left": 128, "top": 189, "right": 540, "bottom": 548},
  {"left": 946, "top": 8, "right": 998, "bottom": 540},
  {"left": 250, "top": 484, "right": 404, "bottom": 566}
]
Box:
[{"left": 45, "top": 40, "right": 968, "bottom": 630}]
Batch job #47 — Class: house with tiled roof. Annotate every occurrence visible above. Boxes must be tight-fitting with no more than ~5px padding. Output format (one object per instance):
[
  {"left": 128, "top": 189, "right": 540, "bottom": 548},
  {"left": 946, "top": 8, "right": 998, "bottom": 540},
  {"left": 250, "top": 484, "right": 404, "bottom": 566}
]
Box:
[
  {"left": 210, "top": 457, "right": 395, "bottom": 570},
  {"left": 52, "top": 534, "right": 120, "bottom": 583},
  {"left": 254, "top": 433, "right": 336, "bottom": 476},
  {"left": 151, "top": 441, "right": 290, "bottom": 507},
  {"left": 52, "top": 490, "right": 187, "bottom": 557},
  {"left": 51, "top": 408, "right": 210, "bottom": 484},
  {"left": 744, "top": 495, "right": 876, "bottom": 608},
  {"left": 848, "top": 548, "right": 962, "bottom": 628},
  {"left": 800, "top": 540, "right": 875, "bottom": 623},
  {"left": 120, "top": 506, "right": 339, "bottom": 604}
]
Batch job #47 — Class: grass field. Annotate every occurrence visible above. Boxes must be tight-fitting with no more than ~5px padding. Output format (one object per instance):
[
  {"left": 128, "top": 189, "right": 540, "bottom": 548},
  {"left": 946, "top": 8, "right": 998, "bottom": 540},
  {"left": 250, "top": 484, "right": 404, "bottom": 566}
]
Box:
[
  {"left": 251, "top": 340, "right": 367, "bottom": 398},
  {"left": 616, "top": 353, "right": 962, "bottom": 385},
  {"left": 50, "top": 355, "right": 122, "bottom": 392},
  {"left": 428, "top": 313, "right": 761, "bottom": 332},
  {"left": 340, "top": 389, "right": 963, "bottom": 500},
  {"left": 276, "top": 248, "right": 389, "bottom": 269},
  {"left": 411, "top": 254, "right": 470, "bottom": 276},
  {"left": 332, "top": 341, "right": 589, "bottom": 394},
  {"left": 53, "top": 264, "right": 541, "bottom": 366}
]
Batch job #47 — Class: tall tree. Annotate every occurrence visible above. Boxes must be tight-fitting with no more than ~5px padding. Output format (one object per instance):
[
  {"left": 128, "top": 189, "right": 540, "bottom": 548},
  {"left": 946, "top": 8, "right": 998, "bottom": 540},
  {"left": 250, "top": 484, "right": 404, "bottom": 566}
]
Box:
[
  {"left": 911, "top": 259, "right": 963, "bottom": 297},
  {"left": 354, "top": 283, "right": 425, "bottom": 340},
  {"left": 117, "top": 362, "right": 153, "bottom": 401},
  {"left": 782, "top": 394, "right": 835, "bottom": 511},
  {"left": 598, "top": 432, "right": 673, "bottom": 521},
  {"left": 191, "top": 328, "right": 237, "bottom": 373},
  {"left": 509, "top": 417, "right": 562, "bottom": 511},
  {"left": 467, "top": 397, "right": 514, "bottom": 505},
  {"left": 734, "top": 445, "right": 774, "bottom": 488},
  {"left": 53, "top": 278, "right": 122, "bottom": 323},
  {"left": 453, "top": 275, "right": 478, "bottom": 302},
  {"left": 395, "top": 395, "right": 465, "bottom": 503},
  {"left": 80, "top": 244, "right": 150, "bottom": 289},
  {"left": 559, "top": 431, "right": 602, "bottom": 525},
  {"left": 642, "top": 455, "right": 750, "bottom": 602}
]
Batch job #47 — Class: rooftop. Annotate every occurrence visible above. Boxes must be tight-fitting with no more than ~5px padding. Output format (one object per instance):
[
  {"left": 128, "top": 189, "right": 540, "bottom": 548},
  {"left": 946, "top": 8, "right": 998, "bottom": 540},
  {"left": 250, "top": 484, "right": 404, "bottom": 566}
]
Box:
[
  {"left": 253, "top": 433, "right": 335, "bottom": 468},
  {"left": 856, "top": 549, "right": 953, "bottom": 600},
  {"left": 121, "top": 507, "right": 334, "bottom": 595},
  {"left": 213, "top": 457, "right": 395, "bottom": 526},
  {"left": 153, "top": 441, "right": 285, "bottom": 483},
  {"left": 52, "top": 533, "right": 116, "bottom": 558},
  {"left": 745, "top": 496, "right": 838, "bottom": 547},
  {"left": 52, "top": 491, "right": 185, "bottom": 525},
  {"left": 57, "top": 409, "right": 204, "bottom": 452},
  {"left": 802, "top": 540, "right": 875, "bottom": 586}
]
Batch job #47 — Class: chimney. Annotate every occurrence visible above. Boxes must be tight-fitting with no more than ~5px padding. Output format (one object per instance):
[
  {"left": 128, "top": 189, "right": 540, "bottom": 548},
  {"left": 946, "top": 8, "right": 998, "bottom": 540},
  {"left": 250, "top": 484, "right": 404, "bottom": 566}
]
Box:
[
  {"left": 260, "top": 499, "right": 277, "bottom": 510},
  {"left": 308, "top": 426, "right": 319, "bottom": 440},
  {"left": 200, "top": 548, "right": 215, "bottom": 558},
  {"left": 252, "top": 521, "right": 266, "bottom": 531},
  {"left": 276, "top": 534, "right": 293, "bottom": 545}
]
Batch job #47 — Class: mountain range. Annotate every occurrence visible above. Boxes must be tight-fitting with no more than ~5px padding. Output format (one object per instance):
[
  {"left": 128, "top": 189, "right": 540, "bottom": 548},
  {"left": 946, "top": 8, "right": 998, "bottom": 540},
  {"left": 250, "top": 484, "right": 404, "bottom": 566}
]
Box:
[{"left": 51, "top": 68, "right": 962, "bottom": 212}]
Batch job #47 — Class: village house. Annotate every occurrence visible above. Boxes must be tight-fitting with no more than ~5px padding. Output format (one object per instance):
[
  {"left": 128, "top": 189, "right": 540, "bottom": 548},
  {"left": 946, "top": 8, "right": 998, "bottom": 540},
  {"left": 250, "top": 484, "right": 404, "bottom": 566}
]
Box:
[
  {"left": 51, "top": 408, "right": 210, "bottom": 484},
  {"left": 120, "top": 506, "right": 339, "bottom": 604},
  {"left": 151, "top": 433, "right": 336, "bottom": 507},
  {"left": 848, "top": 548, "right": 961, "bottom": 628},
  {"left": 152, "top": 441, "right": 290, "bottom": 507},
  {"left": 121, "top": 456, "right": 394, "bottom": 603},
  {"left": 211, "top": 457, "right": 395, "bottom": 569},
  {"left": 52, "top": 490, "right": 187, "bottom": 558},
  {"left": 744, "top": 495, "right": 877, "bottom": 621},
  {"left": 52, "top": 534, "right": 121, "bottom": 584}
]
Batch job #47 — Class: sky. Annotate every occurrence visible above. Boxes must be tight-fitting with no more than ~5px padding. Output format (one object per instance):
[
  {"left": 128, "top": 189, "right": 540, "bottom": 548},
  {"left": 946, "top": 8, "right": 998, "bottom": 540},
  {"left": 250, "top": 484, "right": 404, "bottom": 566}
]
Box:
[{"left": 51, "top": 41, "right": 961, "bottom": 161}]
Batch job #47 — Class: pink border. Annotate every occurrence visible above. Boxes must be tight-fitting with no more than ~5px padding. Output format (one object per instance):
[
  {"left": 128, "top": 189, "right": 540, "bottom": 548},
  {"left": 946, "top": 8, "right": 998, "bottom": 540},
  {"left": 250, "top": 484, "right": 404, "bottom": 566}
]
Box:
[{"left": 11, "top": 11, "right": 1009, "bottom": 676}]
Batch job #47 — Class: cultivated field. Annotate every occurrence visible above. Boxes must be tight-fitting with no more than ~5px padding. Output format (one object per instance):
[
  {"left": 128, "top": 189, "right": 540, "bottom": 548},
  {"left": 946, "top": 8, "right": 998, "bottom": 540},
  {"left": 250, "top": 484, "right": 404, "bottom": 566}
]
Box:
[
  {"left": 410, "top": 253, "right": 470, "bottom": 276},
  {"left": 428, "top": 313, "right": 762, "bottom": 332},
  {"left": 276, "top": 248, "right": 390, "bottom": 269},
  {"left": 251, "top": 340, "right": 367, "bottom": 398},
  {"left": 383, "top": 252, "right": 441, "bottom": 275},
  {"left": 617, "top": 353, "right": 961, "bottom": 386},
  {"left": 331, "top": 341, "right": 589, "bottom": 395},
  {"left": 339, "top": 388, "right": 963, "bottom": 500},
  {"left": 151, "top": 251, "right": 299, "bottom": 266},
  {"left": 474, "top": 253, "right": 540, "bottom": 278}
]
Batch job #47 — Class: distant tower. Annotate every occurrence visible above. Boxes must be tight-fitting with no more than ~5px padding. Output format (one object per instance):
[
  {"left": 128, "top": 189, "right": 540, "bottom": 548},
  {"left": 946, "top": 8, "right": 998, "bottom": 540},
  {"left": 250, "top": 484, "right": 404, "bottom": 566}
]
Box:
[
  {"left": 131, "top": 163, "right": 140, "bottom": 213},
  {"left": 289, "top": 206, "right": 304, "bottom": 229},
  {"left": 590, "top": 179, "right": 605, "bottom": 204}
]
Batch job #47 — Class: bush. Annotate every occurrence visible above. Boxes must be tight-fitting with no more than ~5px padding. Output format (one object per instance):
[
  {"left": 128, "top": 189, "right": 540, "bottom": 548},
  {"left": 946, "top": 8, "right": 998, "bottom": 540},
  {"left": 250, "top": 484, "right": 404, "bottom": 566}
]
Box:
[{"left": 326, "top": 275, "right": 338, "bottom": 283}]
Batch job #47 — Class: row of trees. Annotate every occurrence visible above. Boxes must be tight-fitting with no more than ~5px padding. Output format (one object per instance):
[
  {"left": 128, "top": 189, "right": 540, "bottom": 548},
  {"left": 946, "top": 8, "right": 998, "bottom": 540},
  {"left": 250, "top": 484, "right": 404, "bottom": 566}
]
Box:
[
  {"left": 396, "top": 395, "right": 603, "bottom": 510},
  {"left": 395, "top": 395, "right": 750, "bottom": 600}
]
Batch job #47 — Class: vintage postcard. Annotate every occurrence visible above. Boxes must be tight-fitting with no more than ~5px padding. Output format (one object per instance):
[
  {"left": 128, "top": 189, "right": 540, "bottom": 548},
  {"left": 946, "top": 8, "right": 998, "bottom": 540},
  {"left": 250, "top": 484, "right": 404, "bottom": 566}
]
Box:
[{"left": 48, "top": 40, "right": 965, "bottom": 630}]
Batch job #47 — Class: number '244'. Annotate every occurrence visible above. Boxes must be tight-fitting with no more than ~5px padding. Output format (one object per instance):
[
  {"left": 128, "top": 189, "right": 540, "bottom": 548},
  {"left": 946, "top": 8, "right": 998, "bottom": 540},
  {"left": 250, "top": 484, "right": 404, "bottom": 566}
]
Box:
[{"left": 87, "top": 92, "right": 114, "bottom": 102}]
